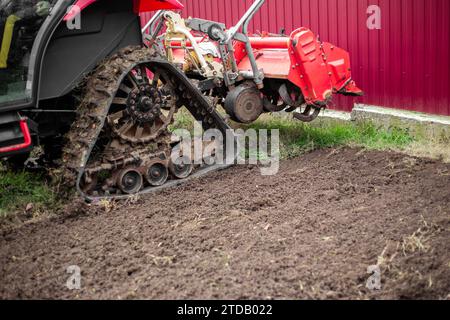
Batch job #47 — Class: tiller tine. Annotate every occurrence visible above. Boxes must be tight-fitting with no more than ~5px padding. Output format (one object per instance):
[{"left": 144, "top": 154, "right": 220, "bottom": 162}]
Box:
[{"left": 293, "top": 106, "right": 321, "bottom": 123}]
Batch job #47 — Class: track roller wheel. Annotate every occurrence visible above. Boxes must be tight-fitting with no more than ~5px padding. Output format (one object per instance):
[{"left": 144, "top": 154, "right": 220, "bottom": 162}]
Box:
[
  {"left": 169, "top": 155, "right": 193, "bottom": 179},
  {"left": 117, "top": 167, "right": 143, "bottom": 194},
  {"left": 146, "top": 163, "right": 169, "bottom": 186}
]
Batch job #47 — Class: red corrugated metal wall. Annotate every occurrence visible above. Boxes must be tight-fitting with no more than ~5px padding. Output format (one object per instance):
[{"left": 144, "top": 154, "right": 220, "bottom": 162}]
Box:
[{"left": 141, "top": 0, "right": 450, "bottom": 116}]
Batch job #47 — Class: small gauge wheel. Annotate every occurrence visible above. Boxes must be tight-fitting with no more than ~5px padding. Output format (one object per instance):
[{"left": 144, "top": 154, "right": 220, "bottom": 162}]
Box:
[
  {"left": 146, "top": 163, "right": 169, "bottom": 186},
  {"left": 169, "top": 156, "right": 193, "bottom": 179},
  {"left": 117, "top": 168, "right": 143, "bottom": 194}
]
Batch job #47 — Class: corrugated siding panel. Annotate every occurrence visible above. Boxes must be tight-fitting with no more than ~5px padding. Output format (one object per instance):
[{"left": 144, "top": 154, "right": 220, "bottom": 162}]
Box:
[{"left": 141, "top": 0, "right": 450, "bottom": 116}]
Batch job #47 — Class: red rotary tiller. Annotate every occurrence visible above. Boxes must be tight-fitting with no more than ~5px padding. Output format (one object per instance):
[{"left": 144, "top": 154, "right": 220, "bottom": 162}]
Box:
[{"left": 145, "top": 0, "right": 363, "bottom": 124}]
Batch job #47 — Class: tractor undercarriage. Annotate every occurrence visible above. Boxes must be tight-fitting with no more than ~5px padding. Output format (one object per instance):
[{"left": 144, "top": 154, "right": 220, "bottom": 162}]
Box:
[{"left": 61, "top": 46, "right": 235, "bottom": 200}]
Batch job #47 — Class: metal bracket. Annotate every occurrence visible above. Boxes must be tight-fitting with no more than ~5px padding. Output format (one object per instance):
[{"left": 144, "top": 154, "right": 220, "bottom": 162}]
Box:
[{"left": 225, "top": 0, "right": 267, "bottom": 88}]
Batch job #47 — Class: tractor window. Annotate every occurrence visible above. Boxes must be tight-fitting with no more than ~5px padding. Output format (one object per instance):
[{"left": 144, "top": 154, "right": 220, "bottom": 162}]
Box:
[{"left": 0, "top": 0, "right": 55, "bottom": 104}]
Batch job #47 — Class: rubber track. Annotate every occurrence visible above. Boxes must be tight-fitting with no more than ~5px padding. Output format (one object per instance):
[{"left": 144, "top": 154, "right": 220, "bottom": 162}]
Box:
[{"left": 61, "top": 46, "right": 236, "bottom": 201}]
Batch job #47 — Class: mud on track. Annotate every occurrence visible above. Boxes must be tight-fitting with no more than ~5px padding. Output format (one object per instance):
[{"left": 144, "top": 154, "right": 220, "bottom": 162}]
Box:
[{"left": 1, "top": 148, "right": 449, "bottom": 299}]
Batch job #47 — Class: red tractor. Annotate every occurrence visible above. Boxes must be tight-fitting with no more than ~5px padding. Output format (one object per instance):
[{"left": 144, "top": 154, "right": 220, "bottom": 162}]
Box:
[
  {"left": 147, "top": 0, "right": 362, "bottom": 124},
  {"left": 0, "top": 0, "right": 361, "bottom": 200}
]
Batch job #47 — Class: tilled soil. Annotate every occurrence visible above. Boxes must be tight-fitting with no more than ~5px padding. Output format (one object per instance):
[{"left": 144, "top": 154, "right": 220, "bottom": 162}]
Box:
[{"left": 0, "top": 148, "right": 449, "bottom": 300}]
